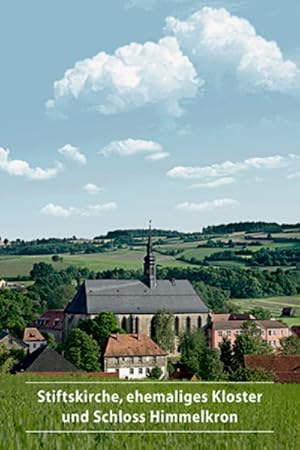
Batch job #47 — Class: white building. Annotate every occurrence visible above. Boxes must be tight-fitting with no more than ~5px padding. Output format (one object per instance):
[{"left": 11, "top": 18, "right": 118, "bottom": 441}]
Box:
[
  {"left": 103, "top": 333, "right": 168, "bottom": 380},
  {"left": 23, "top": 327, "right": 47, "bottom": 354}
]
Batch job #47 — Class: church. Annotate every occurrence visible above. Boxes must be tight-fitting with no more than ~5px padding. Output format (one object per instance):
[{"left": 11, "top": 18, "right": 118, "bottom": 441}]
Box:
[{"left": 64, "top": 225, "right": 209, "bottom": 346}]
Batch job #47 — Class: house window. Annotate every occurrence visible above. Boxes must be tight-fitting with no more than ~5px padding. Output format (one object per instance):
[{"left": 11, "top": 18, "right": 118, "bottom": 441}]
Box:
[
  {"left": 139, "top": 356, "right": 143, "bottom": 363},
  {"left": 139, "top": 368, "right": 143, "bottom": 374},
  {"left": 153, "top": 356, "right": 157, "bottom": 363},
  {"left": 174, "top": 317, "right": 180, "bottom": 336},
  {"left": 130, "top": 368, "right": 134, "bottom": 374},
  {"left": 33, "top": 343, "right": 36, "bottom": 348},
  {"left": 218, "top": 331, "right": 222, "bottom": 337},
  {"left": 268, "top": 330, "right": 272, "bottom": 336},
  {"left": 273, "top": 330, "right": 276, "bottom": 336},
  {"left": 226, "top": 330, "right": 231, "bottom": 336},
  {"left": 280, "top": 330, "right": 284, "bottom": 336},
  {"left": 273, "top": 340, "right": 276, "bottom": 347}
]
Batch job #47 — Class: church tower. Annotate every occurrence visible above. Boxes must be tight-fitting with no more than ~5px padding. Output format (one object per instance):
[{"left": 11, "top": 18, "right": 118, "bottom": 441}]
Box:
[{"left": 144, "top": 220, "right": 156, "bottom": 289}]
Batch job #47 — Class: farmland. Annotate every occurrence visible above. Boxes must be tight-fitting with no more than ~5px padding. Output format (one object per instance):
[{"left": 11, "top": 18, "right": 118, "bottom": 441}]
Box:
[
  {"left": 1, "top": 375, "right": 300, "bottom": 450},
  {"left": 230, "top": 295, "right": 300, "bottom": 326}
]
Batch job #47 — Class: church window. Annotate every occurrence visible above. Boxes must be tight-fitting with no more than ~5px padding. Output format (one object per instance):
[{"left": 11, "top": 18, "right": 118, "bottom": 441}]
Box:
[
  {"left": 186, "top": 317, "right": 191, "bottom": 332},
  {"left": 135, "top": 317, "right": 139, "bottom": 334},
  {"left": 175, "top": 317, "right": 180, "bottom": 336},
  {"left": 198, "top": 316, "right": 202, "bottom": 328}
]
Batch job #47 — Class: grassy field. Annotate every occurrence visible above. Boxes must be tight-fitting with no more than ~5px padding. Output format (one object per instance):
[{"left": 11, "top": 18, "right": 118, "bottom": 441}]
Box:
[
  {"left": 0, "top": 249, "right": 195, "bottom": 279},
  {"left": 1, "top": 375, "right": 299, "bottom": 450},
  {"left": 230, "top": 295, "right": 300, "bottom": 326}
]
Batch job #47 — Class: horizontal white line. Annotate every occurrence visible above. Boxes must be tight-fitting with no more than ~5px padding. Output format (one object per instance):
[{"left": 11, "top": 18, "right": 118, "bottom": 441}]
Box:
[
  {"left": 26, "top": 430, "right": 275, "bottom": 434},
  {"left": 25, "top": 381, "right": 274, "bottom": 385}
]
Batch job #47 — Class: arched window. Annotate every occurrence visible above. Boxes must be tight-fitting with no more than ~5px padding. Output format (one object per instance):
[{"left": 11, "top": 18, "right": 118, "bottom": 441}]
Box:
[
  {"left": 121, "top": 316, "right": 128, "bottom": 332},
  {"left": 198, "top": 316, "right": 202, "bottom": 329},
  {"left": 186, "top": 316, "right": 191, "bottom": 332},
  {"left": 135, "top": 317, "right": 139, "bottom": 334},
  {"left": 174, "top": 317, "right": 180, "bottom": 336}
]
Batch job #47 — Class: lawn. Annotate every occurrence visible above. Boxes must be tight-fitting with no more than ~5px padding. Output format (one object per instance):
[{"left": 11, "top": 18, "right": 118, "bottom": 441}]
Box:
[{"left": 1, "top": 375, "right": 299, "bottom": 450}]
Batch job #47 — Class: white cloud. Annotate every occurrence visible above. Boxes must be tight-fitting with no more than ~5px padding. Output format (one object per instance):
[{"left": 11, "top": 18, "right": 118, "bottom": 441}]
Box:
[
  {"left": 190, "top": 177, "right": 235, "bottom": 188},
  {"left": 41, "top": 202, "right": 117, "bottom": 217},
  {"left": 47, "top": 37, "right": 201, "bottom": 118},
  {"left": 99, "top": 139, "right": 170, "bottom": 160},
  {"left": 287, "top": 172, "right": 300, "bottom": 179},
  {"left": 83, "top": 183, "right": 103, "bottom": 195},
  {"left": 165, "top": 7, "right": 300, "bottom": 93},
  {"left": 58, "top": 144, "right": 87, "bottom": 165},
  {"left": 167, "top": 155, "right": 290, "bottom": 180},
  {"left": 0, "top": 147, "right": 63, "bottom": 180},
  {"left": 177, "top": 198, "right": 239, "bottom": 211}
]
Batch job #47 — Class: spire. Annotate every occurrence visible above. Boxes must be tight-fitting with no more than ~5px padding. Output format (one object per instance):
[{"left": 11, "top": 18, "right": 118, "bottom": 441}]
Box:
[{"left": 144, "top": 220, "right": 156, "bottom": 289}]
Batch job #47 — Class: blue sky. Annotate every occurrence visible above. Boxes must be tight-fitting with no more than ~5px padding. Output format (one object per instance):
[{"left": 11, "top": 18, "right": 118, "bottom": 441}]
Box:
[{"left": 0, "top": 0, "right": 300, "bottom": 239}]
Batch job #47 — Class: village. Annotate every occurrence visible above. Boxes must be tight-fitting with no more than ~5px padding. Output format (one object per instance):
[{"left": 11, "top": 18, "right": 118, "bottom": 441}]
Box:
[{"left": 1, "top": 229, "right": 300, "bottom": 383}]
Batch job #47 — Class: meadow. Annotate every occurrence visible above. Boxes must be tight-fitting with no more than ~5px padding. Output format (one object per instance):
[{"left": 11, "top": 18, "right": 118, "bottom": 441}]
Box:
[
  {"left": 1, "top": 375, "right": 299, "bottom": 450},
  {"left": 230, "top": 295, "right": 300, "bottom": 326}
]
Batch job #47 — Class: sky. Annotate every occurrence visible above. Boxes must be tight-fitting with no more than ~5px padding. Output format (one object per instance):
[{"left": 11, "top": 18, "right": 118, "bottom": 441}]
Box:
[{"left": 0, "top": 0, "right": 300, "bottom": 239}]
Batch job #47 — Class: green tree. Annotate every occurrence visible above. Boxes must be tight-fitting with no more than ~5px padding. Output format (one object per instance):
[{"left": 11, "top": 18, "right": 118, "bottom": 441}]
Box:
[
  {"left": 44, "top": 333, "right": 58, "bottom": 351},
  {"left": 79, "top": 312, "right": 122, "bottom": 344},
  {"left": 180, "top": 329, "right": 207, "bottom": 374},
  {"left": 219, "top": 337, "right": 233, "bottom": 372},
  {"left": 64, "top": 329, "right": 100, "bottom": 371},
  {"left": 280, "top": 335, "right": 300, "bottom": 354},
  {"left": 51, "top": 284, "right": 76, "bottom": 309},
  {"left": 232, "top": 321, "right": 273, "bottom": 368},
  {"left": 0, "top": 290, "right": 35, "bottom": 335},
  {"left": 151, "top": 311, "right": 174, "bottom": 353},
  {"left": 249, "top": 307, "right": 271, "bottom": 320},
  {"left": 0, "top": 345, "right": 16, "bottom": 373},
  {"left": 201, "top": 348, "right": 224, "bottom": 381},
  {"left": 229, "top": 366, "right": 274, "bottom": 381},
  {"left": 148, "top": 367, "right": 163, "bottom": 379}
]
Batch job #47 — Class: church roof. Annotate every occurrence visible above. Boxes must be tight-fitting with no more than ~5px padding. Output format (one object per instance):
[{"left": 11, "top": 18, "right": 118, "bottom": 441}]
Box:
[{"left": 65, "top": 279, "right": 209, "bottom": 315}]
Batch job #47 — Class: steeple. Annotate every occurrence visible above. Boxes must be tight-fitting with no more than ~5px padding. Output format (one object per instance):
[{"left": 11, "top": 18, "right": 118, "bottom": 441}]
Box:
[{"left": 144, "top": 220, "right": 156, "bottom": 289}]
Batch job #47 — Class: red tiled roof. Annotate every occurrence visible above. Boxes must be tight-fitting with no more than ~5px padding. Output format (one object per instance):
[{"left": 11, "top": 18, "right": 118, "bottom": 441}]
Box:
[
  {"left": 244, "top": 355, "right": 300, "bottom": 383},
  {"left": 212, "top": 319, "right": 289, "bottom": 331},
  {"left": 37, "top": 309, "right": 64, "bottom": 331},
  {"left": 23, "top": 327, "right": 46, "bottom": 342},
  {"left": 104, "top": 334, "right": 167, "bottom": 358}
]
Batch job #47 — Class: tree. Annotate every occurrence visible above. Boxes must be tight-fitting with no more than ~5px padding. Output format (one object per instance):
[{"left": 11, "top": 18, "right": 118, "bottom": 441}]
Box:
[
  {"left": 64, "top": 329, "right": 100, "bottom": 371},
  {"left": 51, "top": 284, "right": 76, "bottom": 309},
  {"left": 148, "top": 367, "right": 163, "bottom": 379},
  {"left": 78, "top": 312, "right": 122, "bottom": 344},
  {"left": 249, "top": 307, "right": 271, "bottom": 320},
  {"left": 232, "top": 321, "right": 273, "bottom": 368},
  {"left": 180, "top": 329, "right": 207, "bottom": 374},
  {"left": 151, "top": 311, "right": 174, "bottom": 353},
  {"left": 280, "top": 335, "right": 300, "bottom": 354},
  {"left": 0, "top": 289, "right": 35, "bottom": 335},
  {"left": 0, "top": 345, "right": 16, "bottom": 373},
  {"left": 229, "top": 366, "right": 274, "bottom": 381},
  {"left": 201, "top": 349, "right": 224, "bottom": 381},
  {"left": 219, "top": 338, "right": 233, "bottom": 372},
  {"left": 44, "top": 333, "right": 58, "bottom": 351}
]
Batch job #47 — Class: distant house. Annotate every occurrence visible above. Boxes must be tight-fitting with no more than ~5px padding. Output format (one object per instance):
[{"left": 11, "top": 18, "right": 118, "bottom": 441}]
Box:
[
  {"left": 0, "top": 279, "right": 6, "bottom": 289},
  {"left": 13, "top": 346, "right": 78, "bottom": 374},
  {"left": 0, "top": 330, "right": 28, "bottom": 352},
  {"left": 281, "top": 307, "right": 295, "bottom": 318},
  {"left": 244, "top": 355, "right": 300, "bottom": 383},
  {"left": 35, "top": 309, "right": 64, "bottom": 342},
  {"left": 23, "top": 327, "right": 47, "bottom": 354},
  {"left": 209, "top": 319, "right": 290, "bottom": 350},
  {"left": 103, "top": 333, "right": 168, "bottom": 379}
]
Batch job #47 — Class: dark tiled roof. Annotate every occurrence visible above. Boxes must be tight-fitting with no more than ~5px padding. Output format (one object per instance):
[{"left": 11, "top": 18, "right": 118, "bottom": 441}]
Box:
[
  {"left": 104, "top": 334, "right": 167, "bottom": 357},
  {"left": 244, "top": 355, "right": 300, "bottom": 383},
  {"left": 13, "top": 346, "right": 78, "bottom": 373},
  {"left": 65, "top": 279, "right": 209, "bottom": 315}
]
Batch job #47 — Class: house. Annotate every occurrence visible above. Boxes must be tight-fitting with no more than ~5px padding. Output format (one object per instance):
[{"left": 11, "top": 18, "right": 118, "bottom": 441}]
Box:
[
  {"left": 23, "top": 327, "right": 47, "bottom": 353},
  {"left": 209, "top": 319, "right": 290, "bottom": 350},
  {"left": 64, "top": 224, "right": 209, "bottom": 352},
  {"left": 103, "top": 333, "right": 168, "bottom": 379},
  {"left": 281, "top": 307, "right": 295, "bottom": 318},
  {"left": 35, "top": 309, "right": 64, "bottom": 342},
  {"left": 13, "top": 346, "right": 78, "bottom": 374},
  {"left": 0, "top": 279, "right": 6, "bottom": 289},
  {"left": 244, "top": 355, "right": 300, "bottom": 383},
  {"left": 0, "top": 330, "right": 28, "bottom": 352}
]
